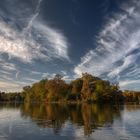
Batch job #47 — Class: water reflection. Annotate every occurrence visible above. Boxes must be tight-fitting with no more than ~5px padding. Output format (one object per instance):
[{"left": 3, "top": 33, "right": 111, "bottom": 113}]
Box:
[
  {"left": 20, "top": 103, "right": 122, "bottom": 136},
  {"left": 0, "top": 103, "right": 140, "bottom": 139}
]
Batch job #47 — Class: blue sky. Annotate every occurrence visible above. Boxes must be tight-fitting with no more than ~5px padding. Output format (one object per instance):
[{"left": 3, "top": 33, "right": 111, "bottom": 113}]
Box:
[{"left": 0, "top": 0, "right": 140, "bottom": 92}]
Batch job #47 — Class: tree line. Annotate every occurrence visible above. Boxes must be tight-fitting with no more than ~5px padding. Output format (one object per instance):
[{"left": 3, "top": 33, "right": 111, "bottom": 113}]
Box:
[{"left": 0, "top": 73, "right": 140, "bottom": 103}]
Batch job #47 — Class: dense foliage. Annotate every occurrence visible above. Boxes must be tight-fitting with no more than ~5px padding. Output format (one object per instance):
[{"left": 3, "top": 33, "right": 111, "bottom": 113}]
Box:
[
  {"left": 122, "top": 90, "right": 140, "bottom": 102},
  {"left": 0, "top": 73, "right": 140, "bottom": 103}
]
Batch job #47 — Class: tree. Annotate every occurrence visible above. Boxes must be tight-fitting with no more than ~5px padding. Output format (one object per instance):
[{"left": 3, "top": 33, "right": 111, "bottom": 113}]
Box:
[
  {"left": 23, "top": 79, "right": 48, "bottom": 102},
  {"left": 71, "top": 78, "right": 83, "bottom": 94},
  {"left": 46, "top": 74, "right": 69, "bottom": 102},
  {"left": 81, "top": 73, "right": 96, "bottom": 100}
]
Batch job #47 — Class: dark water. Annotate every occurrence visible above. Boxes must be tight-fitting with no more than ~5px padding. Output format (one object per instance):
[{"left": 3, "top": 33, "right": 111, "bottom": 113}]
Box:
[{"left": 0, "top": 103, "right": 140, "bottom": 140}]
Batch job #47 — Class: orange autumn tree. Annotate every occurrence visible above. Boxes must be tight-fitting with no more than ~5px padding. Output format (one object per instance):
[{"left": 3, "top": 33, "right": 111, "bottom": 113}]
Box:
[{"left": 46, "top": 74, "right": 69, "bottom": 102}]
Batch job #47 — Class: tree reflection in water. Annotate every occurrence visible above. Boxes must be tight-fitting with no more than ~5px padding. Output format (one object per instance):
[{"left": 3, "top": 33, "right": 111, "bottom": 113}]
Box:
[{"left": 20, "top": 103, "right": 122, "bottom": 136}]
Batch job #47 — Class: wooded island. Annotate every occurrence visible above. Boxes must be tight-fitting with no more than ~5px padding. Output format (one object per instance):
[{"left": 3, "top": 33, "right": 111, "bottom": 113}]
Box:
[{"left": 0, "top": 73, "right": 140, "bottom": 103}]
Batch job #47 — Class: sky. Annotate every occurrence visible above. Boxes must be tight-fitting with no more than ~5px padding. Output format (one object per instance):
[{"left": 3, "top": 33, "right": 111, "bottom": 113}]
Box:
[{"left": 0, "top": 0, "right": 140, "bottom": 92}]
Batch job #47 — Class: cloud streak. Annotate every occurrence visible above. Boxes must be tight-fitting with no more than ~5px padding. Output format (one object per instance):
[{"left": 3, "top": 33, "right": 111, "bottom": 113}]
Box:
[
  {"left": 0, "top": 81, "right": 22, "bottom": 92},
  {"left": 0, "top": 0, "right": 70, "bottom": 63},
  {"left": 74, "top": 0, "right": 140, "bottom": 90},
  {"left": 0, "top": 0, "right": 70, "bottom": 91},
  {"left": 0, "top": 61, "right": 16, "bottom": 71}
]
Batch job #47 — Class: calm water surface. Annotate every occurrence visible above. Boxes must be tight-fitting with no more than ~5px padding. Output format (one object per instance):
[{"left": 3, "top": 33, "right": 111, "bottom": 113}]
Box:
[{"left": 0, "top": 103, "right": 140, "bottom": 140}]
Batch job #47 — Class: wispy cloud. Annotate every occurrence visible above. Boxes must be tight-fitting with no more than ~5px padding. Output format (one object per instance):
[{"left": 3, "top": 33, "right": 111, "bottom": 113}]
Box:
[
  {"left": 0, "top": 0, "right": 70, "bottom": 91},
  {"left": 0, "top": 81, "right": 22, "bottom": 92},
  {"left": 30, "top": 71, "right": 42, "bottom": 75},
  {"left": 0, "top": 75, "right": 13, "bottom": 81},
  {"left": 41, "top": 72, "right": 50, "bottom": 78},
  {"left": 32, "top": 21, "right": 70, "bottom": 61},
  {"left": 74, "top": 0, "right": 140, "bottom": 90},
  {"left": 119, "top": 80, "right": 140, "bottom": 91},
  {"left": 0, "top": 61, "right": 16, "bottom": 71},
  {"left": 61, "top": 70, "right": 67, "bottom": 75},
  {"left": 0, "top": 20, "right": 70, "bottom": 63},
  {"left": 0, "top": 0, "right": 70, "bottom": 63},
  {"left": 22, "top": 0, "right": 43, "bottom": 34},
  {"left": 107, "top": 53, "right": 139, "bottom": 79},
  {"left": 23, "top": 77, "right": 39, "bottom": 83},
  {"left": 0, "top": 78, "right": 37, "bottom": 92},
  {"left": 120, "top": 80, "right": 140, "bottom": 87},
  {"left": 0, "top": 70, "right": 11, "bottom": 75}
]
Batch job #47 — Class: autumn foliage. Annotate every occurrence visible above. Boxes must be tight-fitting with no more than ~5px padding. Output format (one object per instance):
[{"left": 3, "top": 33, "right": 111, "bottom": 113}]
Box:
[{"left": 1, "top": 73, "right": 140, "bottom": 103}]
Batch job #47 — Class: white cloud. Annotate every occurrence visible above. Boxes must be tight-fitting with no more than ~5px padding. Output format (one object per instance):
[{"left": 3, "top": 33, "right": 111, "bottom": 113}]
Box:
[
  {"left": 41, "top": 72, "right": 50, "bottom": 78},
  {"left": 0, "top": 20, "right": 70, "bottom": 63},
  {"left": 0, "top": 78, "right": 36, "bottom": 92},
  {"left": 0, "top": 0, "right": 70, "bottom": 63},
  {"left": 125, "top": 68, "right": 140, "bottom": 78},
  {"left": 119, "top": 80, "right": 140, "bottom": 87},
  {"left": 62, "top": 75, "right": 73, "bottom": 82},
  {"left": 0, "top": 70, "right": 11, "bottom": 75},
  {"left": 0, "top": 61, "right": 16, "bottom": 71},
  {"left": 74, "top": 0, "right": 140, "bottom": 90},
  {"left": 119, "top": 79, "right": 140, "bottom": 91},
  {"left": 74, "top": 50, "right": 109, "bottom": 76},
  {"left": 30, "top": 71, "right": 42, "bottom": 75},
  {"left": 33, "top": 21, "right": 70, "bottom": 61},
  {"left": 0, "top": 75, "right": 13, "bottom": 81},
  {"left": 16, "top": 71, "right": 20, "bottom": 79},
  {"left": 108, "top": 53, "right": 139, "bottom": 78},
  {"left": 0, "top": 0, "right": 70, "bottom": 91},
  {"left": 0, "top": 81, "right": 22, "bottom": 92},
  {"left": 61, "top": 70, "right": 67, "bottom": 75},
  {"left": 23, "top": 77, "right": 39, "bottom": 83}
]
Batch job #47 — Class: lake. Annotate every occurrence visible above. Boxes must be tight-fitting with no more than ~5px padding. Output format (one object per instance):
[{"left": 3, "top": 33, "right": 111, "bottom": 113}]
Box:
[{"left": 0, "top": 103, "right": 140, "bottom": 140}]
